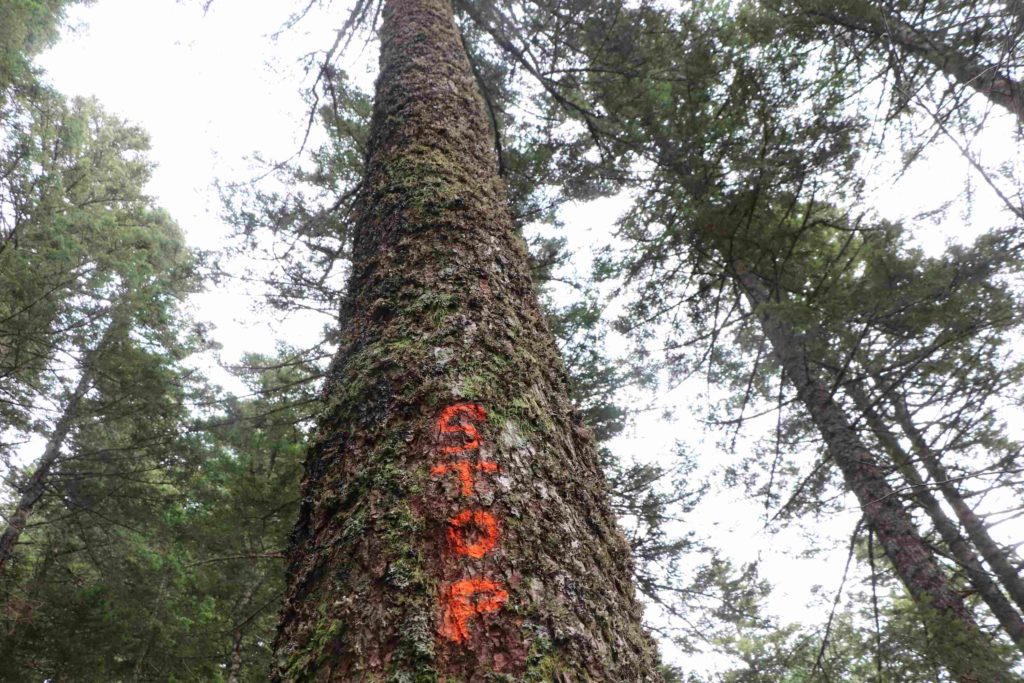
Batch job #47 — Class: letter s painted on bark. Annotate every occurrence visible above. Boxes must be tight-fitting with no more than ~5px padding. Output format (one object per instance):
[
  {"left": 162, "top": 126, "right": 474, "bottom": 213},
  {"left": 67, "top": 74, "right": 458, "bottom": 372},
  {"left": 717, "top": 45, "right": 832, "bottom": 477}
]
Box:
[{"left": 437, "top": 403, "right": 487, "bottom": 454}]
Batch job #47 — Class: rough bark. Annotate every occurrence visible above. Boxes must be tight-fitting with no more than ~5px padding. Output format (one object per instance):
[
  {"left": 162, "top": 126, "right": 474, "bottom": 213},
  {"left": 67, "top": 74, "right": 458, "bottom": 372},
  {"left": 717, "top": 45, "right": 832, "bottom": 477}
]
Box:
[
  {"left": 810, "top": 3, "right": 1024, "bottom": 123},
  {"left": 729, "top": 259, "right": 1002, "bottom": 682},
  {"left": 272, "top": 0, "right": 662, "bottom": 680},
  {"left": 0, "top": 351, "right": 95, "bottom": 574},
  {"left": 846, "top": 381, "right": 1024, "bottom": 654},
  {"left": 889, "top": 392, "right": 1024, "bottom": 617}
]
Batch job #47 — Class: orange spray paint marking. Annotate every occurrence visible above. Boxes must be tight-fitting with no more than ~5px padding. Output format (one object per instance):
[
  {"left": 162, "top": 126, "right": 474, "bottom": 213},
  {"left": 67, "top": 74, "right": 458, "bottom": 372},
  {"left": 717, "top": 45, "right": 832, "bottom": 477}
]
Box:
[
  {"left": 432, "top": 403, "right": 510, "bottom": 644},
  {"left": 440, "top": 578, "right": 509, "bottom": 643},
  {"left": 431, "top": 460, "right": 499, "bottom": 496},
  {"left": 447, "top": 509, "right": 500, "bottom": 559},
  {"left": 437, "top": 403, "right": 487, "bottom": 454}
]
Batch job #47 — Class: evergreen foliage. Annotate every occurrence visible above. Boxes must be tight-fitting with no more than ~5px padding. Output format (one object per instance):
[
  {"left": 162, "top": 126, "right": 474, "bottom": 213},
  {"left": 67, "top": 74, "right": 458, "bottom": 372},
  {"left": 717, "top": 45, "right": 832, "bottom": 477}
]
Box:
[{"left": 1, "top": 0, "right": 1022, "bottom": 679}]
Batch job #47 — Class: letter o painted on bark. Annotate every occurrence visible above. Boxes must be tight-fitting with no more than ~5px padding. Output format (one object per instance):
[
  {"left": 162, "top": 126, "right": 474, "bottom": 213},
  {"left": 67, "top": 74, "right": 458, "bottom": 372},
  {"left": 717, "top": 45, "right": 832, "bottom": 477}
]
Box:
[{"left": 447, "top": 509, "right": 500, "bottom": 559}]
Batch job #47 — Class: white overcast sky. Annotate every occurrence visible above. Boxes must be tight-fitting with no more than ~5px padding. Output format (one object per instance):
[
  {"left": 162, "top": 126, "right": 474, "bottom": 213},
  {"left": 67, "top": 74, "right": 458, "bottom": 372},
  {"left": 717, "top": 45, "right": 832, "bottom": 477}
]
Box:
[{"left": 36, "top": 0, "right": 1023, "bottom": 675}]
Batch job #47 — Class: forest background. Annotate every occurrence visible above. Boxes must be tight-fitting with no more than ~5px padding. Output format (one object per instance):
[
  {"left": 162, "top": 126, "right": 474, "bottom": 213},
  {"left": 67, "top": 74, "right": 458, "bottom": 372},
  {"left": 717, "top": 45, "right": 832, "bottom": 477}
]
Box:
[{"left": 1, "top": 0, "right": 1022, "bottom": 680}]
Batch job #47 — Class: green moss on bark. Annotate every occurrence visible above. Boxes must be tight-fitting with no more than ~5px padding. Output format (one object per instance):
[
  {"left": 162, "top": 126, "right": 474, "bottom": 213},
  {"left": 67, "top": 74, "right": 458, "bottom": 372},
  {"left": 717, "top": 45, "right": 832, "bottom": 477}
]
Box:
[{"left": 272, "top": 0, "right": 664, "bottom": 680}]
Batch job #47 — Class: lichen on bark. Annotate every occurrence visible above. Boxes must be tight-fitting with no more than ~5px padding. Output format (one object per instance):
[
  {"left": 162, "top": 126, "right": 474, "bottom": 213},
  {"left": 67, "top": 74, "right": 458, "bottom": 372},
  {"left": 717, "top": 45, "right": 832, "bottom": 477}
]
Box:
[{"left": 271, "top": 0, "right": 664, "bottom": 680}]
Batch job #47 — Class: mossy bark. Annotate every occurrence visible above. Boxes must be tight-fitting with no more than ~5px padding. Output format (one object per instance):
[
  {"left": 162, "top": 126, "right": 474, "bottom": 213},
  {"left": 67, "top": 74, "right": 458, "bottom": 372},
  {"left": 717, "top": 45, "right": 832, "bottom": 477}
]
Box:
[{"left": 271, "top": 0, "right": 663, "bottom": 680}]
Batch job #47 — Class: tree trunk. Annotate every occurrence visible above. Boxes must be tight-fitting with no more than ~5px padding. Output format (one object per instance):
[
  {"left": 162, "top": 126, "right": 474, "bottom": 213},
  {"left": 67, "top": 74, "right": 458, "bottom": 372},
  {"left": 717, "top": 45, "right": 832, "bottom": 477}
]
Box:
[
  {"left": 729, "top": 258, "right": 1003, "bottom": 682},
  {"left": 227, "top": 632, "right": 244, "bottom": 683},
  {"left": 0, "top": 354, "right": 95, "bottom": 574},
  {"left": 889, "top": 392, "right": 1024, "bottom": 617},
  {"left": 846, "top": 381, "right": 1024, "bottom": 654},
  {"left": 226, "top": 578, "right": 262, "bottom": 683},
  {"left": 810, "top": 4, "right": 1024, "bottom": 122},
  {"left": 132, "top": 568, "right": 171, "bottom": 682},
  {"left": 272, "top": 0, "right": 662, "bottom": 680}
]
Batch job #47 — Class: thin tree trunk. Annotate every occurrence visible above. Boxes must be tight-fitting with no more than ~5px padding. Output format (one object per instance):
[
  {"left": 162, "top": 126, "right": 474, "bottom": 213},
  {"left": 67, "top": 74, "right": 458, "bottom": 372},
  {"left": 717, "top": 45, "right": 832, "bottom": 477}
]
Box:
[
  {"left": 226, "top": 578, "right": 261, "bottom": 683},
  {"left": 0, "top": 357, "right": 95, "bottom": 573},
  {"left": 846, "top": 381, "right": 1024, "bottom": 653},
  {"left": 729, "top": 258, "right": 1003, "bottom": 681},
  {"left": 272, "top": 0, "right": 662, "bottom": 680},
  {"left": 226, "top": 630, "right": 244, "bottom": 683},
  {"left": 888, "top": 391, "right": 1024, "bottom": 617},
  {"left": 132, "top": 569, "right": 170, "bottom": 682},
  {"left": 812, "top": 5, "right": 1024, "bottom": 122}
]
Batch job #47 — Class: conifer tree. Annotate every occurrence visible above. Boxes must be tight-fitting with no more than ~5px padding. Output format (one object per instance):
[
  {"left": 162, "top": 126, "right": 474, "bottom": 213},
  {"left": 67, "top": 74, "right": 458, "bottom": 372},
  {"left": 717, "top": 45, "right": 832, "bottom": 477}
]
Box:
[
  {"left": 769, "top": 0, "right": 1024, "bottom": 123},
  {"left": 454, "top": 0, "right": 1024, "bottom": 677},
  {"left": 0, "top": 0, "right": 84, "bottom": 93},
  {"left": 272, "top": 0, "right": 663, "bottom": 679}
]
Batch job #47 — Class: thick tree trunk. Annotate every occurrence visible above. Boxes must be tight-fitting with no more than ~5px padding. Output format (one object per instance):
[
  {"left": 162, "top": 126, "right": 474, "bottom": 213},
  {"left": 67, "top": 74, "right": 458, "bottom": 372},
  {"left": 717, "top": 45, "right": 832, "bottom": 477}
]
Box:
[
  {"left": 272, "top": 0, "right": 662, "bottom": 680},
  {"left": 0, "top": 359, "right": 93, "bottom": 574},
  {"left": 811, "top": 3, "right": 1024, "bottom": 122},
  {"left": 729, "top": 259, "right": 1003, "bottom": 681},
  {"left": 889, "top": 393, "right": 1024, "bottom": 617},
  {"left": 846, "top": 381, "right": 1024, "bottom": 654}
]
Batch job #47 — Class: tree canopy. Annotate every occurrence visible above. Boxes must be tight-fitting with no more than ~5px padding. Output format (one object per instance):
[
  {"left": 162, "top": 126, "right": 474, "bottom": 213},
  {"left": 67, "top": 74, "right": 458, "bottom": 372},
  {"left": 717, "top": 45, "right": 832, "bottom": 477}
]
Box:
[{"left": 1, "top": 0, "right": 1022, "bottom": 679}]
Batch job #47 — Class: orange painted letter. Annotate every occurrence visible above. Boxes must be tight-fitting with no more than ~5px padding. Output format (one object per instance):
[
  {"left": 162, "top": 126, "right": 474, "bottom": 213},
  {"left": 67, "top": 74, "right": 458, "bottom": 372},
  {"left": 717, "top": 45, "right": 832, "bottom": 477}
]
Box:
[
  {"left": 440, "top": 578, "right": 509, "bottom": 643},
  {"left": 447, "top": 509, "right": 500, "bottom": 559},
  {"left": 437, "top": 403, "right": 487, "bottom": 454},
  {"left": 431, "top": 460, "right": 499, "bottom": 496}
]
